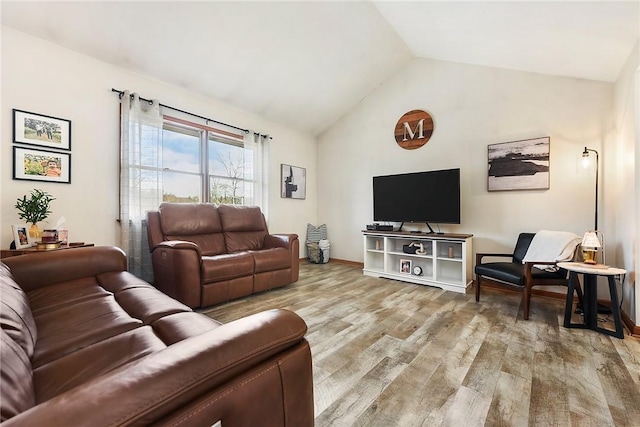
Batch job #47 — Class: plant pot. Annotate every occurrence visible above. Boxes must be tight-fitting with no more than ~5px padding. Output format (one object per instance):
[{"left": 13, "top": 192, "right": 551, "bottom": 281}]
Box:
[{"left": 29, "top": 224, "right": 42, "bottom": 241}]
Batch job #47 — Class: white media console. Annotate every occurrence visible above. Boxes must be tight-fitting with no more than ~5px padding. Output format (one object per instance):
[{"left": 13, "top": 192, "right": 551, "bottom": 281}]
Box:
[{"left": 362, "top": 230, "right": 473, "bottom": 293}]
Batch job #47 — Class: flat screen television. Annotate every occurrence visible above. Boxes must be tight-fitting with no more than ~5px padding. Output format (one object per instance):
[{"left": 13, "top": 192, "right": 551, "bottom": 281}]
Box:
[{"left": 373, "top": 168, "right": 460, "bottom": 233}]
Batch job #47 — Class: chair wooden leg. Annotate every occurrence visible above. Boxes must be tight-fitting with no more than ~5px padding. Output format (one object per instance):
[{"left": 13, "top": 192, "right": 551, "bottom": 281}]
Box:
[
  {"left": 475, "top": 276, "right": 481, "bottom": 301},
  {"left": 523, "top": 286, "right": 531, "bottom": 320}
]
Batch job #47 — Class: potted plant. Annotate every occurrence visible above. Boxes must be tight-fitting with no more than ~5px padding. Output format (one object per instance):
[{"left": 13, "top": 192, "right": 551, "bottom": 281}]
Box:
[{"left": 15, "top": 189, "right": 55, "bottom": 240}]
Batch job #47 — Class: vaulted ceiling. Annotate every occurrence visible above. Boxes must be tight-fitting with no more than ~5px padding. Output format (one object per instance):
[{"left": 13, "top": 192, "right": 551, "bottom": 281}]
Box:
[{"left": 2, "top": 1, "right": 638, "bottom": 136}]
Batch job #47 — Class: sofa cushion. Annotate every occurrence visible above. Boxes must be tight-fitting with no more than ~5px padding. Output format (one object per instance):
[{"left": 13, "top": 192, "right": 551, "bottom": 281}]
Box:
[
  {"left": 31, "top": 290, "right": 143, "bottom": 368},
  {"left": 0, "top": 329, "right": 35, "bottom": 422},
  {"left": 152, "top": 312, "right": 222, "bottom": 345},
  {"left": 0, "top": 264, "right": 37, "bottom": 358},
  {"left": 159, "top": 203, "right": 221, "bottom": 235},
  {"left": 27, "top": 269, "right": 219, "bottom": 404},
  {"left": 176, "top": 234, "right": 227, "bottom": 256},
  {"left": 27, "top": 276, "right": 112, "bottom": 316},
  {"left": 218, "top": 205, "right": 265, "bottom": 232},
  {"left": 219, "top": 205, "right": 268, "bottom": 252},
  {"left": 159, "top": 203, "right": 227, "bottom": 256},
  {"left": 98, "top": 271, "right": 192, "bottom": 324},
  {"left": 202, "top": 252, "right": 255, "bottom": 283},
  {"left": 33, "top": 326, "right": 167, "bottom": 402},
  {"left": 251, "top": 248, "right": 291, "bottom": 273},
  {"left": 225, "top": 231, "right": 269, "bottom": 253}
]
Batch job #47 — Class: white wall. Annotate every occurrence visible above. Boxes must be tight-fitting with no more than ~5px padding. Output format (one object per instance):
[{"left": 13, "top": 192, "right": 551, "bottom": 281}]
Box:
[
  {"left": 1, "top": 28, "right": 317, "bottom": 253},
  {"left": 318, "top": 57, "right": 613, "bottom": 263},
  {"left": 609, "top": 42, "right": 639, "bottom": 323}
]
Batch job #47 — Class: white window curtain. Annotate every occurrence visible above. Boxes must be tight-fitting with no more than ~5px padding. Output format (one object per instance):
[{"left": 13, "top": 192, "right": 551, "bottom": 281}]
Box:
[
  {"left": 244, "top": 131, "right": 270, "bottom": 215},
  {"left": 119, "top": 91, "right": 163, "bottom": 280}
]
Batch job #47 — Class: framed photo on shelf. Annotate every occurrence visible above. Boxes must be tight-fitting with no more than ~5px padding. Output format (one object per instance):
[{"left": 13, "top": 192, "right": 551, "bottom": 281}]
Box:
[
  {"left": 13, "top": 146, "right": 71, "bottom": 184},
  {"left": 11, "top": 224, "right": 33, "bottom": 249},
  {"left": 281, "top": 164, "right": 306, "bottom": 199},
  {"left": 400, "top": 259, "right": 412, "bottom": 274},
  {"left": 487, "top": 136, "right": 550, "bottom": 192},
  {"left": 13, "top": 109, "right": 71, "bottom": 151}
]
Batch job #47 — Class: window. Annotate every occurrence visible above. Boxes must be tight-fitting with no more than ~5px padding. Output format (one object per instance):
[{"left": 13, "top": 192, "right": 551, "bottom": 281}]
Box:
[
  {"left": 119, "top": 92, "right": 268, "bottom": 280},
  {"left": 162, "top": 123, "right": 202, "bottom": 203},
  {"left": 159, "top": 116, "right": 262, "bottom": 206},
  {"left": 208, "top": 136, "right": 251, "bottom": 205}
]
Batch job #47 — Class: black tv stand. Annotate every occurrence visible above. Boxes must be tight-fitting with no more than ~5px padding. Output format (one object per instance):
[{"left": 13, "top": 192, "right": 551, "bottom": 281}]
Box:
[{"left": 398, "top": 222, "right": 437, "bottom": 234}]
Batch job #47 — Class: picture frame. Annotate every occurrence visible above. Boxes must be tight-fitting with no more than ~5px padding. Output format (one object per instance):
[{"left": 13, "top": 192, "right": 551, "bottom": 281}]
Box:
[
  {"left": 11, "top": 224, "right": 33, "bottom": 249},
  {"left": 281, "top": 164, "right": 306, "bottom": 199},
  {"left": 13, "top": 146, "right": 71, "bottom": 184},
  {"left": 400, "top": 259, "right": 412, "bottom": 274},
  {"left": 487, "top": 137, "right": 550, "bottom": 192},
  {"left": 13, "top": 109, "right": 71, "bottom": 151}
]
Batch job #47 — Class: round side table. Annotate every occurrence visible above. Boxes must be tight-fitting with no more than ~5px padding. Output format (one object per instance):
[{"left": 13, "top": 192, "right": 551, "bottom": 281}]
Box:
[{"left": 558, "top": 262, "right": 625, "bottom": 339}]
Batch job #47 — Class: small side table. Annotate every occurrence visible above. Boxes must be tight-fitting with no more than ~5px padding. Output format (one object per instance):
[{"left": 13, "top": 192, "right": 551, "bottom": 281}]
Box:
[{"left": 558, "top": 262, "right": 625, "bottom": 339}]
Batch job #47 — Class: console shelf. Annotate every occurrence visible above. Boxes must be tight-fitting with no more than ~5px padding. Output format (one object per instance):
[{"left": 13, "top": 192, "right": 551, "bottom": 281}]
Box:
[{"left": 362, "top": 230, "right": 473, "bottom": 293}]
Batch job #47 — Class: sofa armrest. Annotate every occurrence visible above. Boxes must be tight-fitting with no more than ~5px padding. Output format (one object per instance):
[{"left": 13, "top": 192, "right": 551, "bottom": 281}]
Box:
[
  {"left": 2, "top": 309, "right": 312, "bottom": 427},
  {"left": 3, "top": 246, "right": 127, "bottom": 292},
  {"left": 264, "top": 234, "right": 297, "bottom": 250},
  {"left": 153, "top": 240, "right": 203, "bottom": 257},
  {"left": 265, "top": 234, "right": 300, "bottom": 282},
  {"left": 150, "top": 241, "right": 203, "bottom": 308}
]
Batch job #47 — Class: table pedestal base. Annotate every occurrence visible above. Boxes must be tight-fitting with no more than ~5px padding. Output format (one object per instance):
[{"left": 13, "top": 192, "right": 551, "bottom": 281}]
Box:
[{"left": 563, "top": 271, "right": 624, "bottom": 339}]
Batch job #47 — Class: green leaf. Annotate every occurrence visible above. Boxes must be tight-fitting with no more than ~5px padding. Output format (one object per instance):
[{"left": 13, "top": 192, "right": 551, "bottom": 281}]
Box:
[{"left": 15, "top": 189, "right": 55, "bottom": 224}]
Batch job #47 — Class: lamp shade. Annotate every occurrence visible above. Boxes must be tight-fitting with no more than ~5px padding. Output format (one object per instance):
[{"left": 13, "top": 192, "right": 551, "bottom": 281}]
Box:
[{"left": 581, "top": 231, "right": 601, "bottom": 249}]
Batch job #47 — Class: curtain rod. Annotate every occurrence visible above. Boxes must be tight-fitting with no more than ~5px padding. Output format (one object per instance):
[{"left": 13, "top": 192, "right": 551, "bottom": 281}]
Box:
[{"left": 111, "top": 88, "right": 272, "bottom": 139}]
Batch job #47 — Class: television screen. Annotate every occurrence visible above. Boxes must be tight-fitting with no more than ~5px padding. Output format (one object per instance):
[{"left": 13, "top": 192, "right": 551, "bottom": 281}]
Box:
[{"left": 373, "top": 168, "right": 460, "bottom": 224}]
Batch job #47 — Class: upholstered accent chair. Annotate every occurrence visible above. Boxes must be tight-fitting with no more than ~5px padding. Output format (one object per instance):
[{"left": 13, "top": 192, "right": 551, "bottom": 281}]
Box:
[{"left": 475, "top": 232, "right": 583, "bottom": 320}]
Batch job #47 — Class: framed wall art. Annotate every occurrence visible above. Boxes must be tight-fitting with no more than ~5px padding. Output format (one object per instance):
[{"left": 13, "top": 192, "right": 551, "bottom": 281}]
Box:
[
  {"left": 13, "top": 146, "right": 71, "bottom": 184},
  {"left": 487, "top": 137, "right": 550, "bottom": 191},
  {"left": 11, "top": 224, "right": 33, "bottom": 249},
  {"left": 281, "top": 164, "right": 306, "bottom": 199},
  {"left": 13, "top": 109, "right": 71, "bottom": 151}
]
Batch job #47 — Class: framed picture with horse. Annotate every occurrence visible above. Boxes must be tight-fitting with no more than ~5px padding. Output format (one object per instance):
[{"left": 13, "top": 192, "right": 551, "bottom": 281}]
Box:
[{"left": 13, "top": 109, "right": 71, "bottom": 151}]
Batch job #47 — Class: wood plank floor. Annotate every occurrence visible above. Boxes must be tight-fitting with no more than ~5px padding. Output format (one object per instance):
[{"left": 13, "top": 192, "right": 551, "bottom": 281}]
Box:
[{"left": 200, "top": 262, "right": 640, "bottom": 427}]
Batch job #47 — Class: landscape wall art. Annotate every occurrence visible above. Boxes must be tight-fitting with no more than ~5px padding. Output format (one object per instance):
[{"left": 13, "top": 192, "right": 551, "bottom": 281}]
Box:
[{"left": 487, "top": 137, "right": 550, "bottom": 191}]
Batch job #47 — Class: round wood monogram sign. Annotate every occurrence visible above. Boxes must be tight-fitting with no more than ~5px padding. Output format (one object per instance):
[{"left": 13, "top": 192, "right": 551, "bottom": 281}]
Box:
[{"left": 394, "top": 110, "right": 434, "bottom": 150}]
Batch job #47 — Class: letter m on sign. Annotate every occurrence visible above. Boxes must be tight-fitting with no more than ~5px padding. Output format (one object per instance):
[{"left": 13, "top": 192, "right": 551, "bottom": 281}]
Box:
[
  {"left": 402, "top": 119, "right": 425, "bottom": 141},
  {"left": 394, "top": 110, "right": 434, "bottom": 150}
]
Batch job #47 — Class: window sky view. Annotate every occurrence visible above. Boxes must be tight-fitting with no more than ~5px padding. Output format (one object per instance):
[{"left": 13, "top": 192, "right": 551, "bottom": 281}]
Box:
[{"left": 161, "top": 127, "right": 248, "bottom": 203}]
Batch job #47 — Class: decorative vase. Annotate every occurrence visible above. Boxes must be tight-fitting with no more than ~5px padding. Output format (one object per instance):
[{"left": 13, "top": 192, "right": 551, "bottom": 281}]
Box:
[{"left": 28, "top": 223, "right": 42, "bottom": 241}]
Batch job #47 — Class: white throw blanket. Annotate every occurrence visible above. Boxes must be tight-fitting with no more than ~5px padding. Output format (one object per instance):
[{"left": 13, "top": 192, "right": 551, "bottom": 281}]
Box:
[{"left": 522, "top": 230, "right": 582, "bottom": 270}]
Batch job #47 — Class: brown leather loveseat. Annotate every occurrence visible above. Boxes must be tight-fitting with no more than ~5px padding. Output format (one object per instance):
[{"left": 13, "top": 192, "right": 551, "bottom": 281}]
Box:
[
  {"left": 147, "top": 203, "right": 299, "bottom": 308},
  {"left": 0, "top": 246, "right": 313, "bottom": 426}
]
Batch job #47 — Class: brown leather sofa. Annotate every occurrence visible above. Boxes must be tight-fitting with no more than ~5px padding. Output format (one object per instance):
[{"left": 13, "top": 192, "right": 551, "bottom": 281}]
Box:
[
  {"left": 0, "top": 246, "right": 313, "bottom": 426},
  {"left": 147, "top": 203, "right": 299, "bottom": 308}
]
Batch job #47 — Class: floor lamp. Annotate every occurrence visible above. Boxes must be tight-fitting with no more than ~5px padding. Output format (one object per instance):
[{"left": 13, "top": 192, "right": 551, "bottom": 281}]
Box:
[
  {"left": 581, "top": 147, "right": 598, "bottom": 232},
  {"left": 581, "top": 147, "right": 611, "bottom": 314}
]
